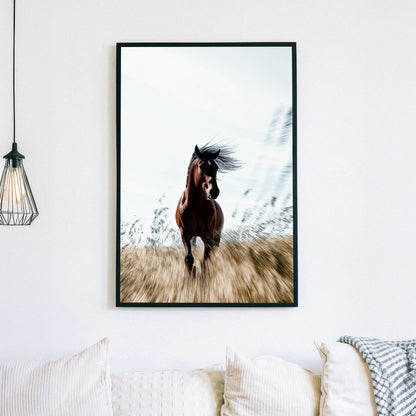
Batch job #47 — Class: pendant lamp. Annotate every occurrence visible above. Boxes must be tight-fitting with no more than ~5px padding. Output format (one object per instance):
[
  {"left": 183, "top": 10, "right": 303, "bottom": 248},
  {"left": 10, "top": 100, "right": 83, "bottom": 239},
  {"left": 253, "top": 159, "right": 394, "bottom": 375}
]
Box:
[{"left": 0, "top": 0, "right": 38, "bottom": 225}]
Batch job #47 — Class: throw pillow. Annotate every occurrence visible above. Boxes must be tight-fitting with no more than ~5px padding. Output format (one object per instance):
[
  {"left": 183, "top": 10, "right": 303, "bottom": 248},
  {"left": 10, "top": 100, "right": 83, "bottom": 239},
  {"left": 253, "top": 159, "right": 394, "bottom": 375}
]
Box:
[
  {"left": 0, "top": 338, "right": 113, "bottom": 416},
  {"left": 221, "top": 348, "right": 321, "bottom": 416},
  {"left": 316, "top": 340, "right": 377, "bottom": 416},
  {"left": 112, "top": 365, "right": 224, "bottom": 416}
]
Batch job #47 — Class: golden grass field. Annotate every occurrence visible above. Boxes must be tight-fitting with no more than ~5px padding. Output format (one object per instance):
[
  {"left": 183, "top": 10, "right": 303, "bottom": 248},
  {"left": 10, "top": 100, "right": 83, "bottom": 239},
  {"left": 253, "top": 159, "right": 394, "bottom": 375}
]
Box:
[{"left": 120, "top": 235, "right": 294, "bottom": 304}]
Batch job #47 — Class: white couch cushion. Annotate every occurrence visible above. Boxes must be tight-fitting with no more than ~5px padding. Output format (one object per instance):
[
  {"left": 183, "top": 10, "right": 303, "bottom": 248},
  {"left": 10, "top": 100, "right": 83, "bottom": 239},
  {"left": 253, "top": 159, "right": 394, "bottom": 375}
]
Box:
[
  {"left": 112, "top": 366, "right": 224, "bottom": 416},
  {"left": 0, "top": 338, "right": 113, "bottom": 416},
  {"left": 316, "top": 340, "right": 377, "bottom": 416},
  {"left": 221, "top": 348, "right": 321, "bottom": 416}
]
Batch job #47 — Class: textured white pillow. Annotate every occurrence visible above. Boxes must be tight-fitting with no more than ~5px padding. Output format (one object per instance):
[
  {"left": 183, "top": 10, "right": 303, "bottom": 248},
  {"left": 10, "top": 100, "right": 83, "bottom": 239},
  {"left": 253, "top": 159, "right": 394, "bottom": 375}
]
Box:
[
  {"left": 112, "top": 365, "right": 224, "bottom": 416},
  {"left": 316, "top": 340, "right": 377, "bottom": 416},
  {"left": 0, "top": 338, "right": 113, "bottom": 416},
  {"left": 221, "top": 348, "right": 321, "bottom": 416}
]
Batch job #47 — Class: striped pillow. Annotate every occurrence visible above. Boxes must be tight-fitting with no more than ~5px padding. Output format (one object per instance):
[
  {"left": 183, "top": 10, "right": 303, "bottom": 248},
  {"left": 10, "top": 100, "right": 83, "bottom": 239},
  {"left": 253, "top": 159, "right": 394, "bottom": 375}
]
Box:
[
  {"left": 0, "top": 338, "right": 113, "bottom": 416},
  {"left": 221, "top": 348, "right": 321, "bottom": 416}
]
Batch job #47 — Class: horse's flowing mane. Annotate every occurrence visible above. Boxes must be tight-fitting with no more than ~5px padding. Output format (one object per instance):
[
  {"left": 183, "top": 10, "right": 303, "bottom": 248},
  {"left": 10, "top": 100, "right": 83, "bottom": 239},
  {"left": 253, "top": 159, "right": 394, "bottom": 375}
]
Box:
[{"left": 185, "top": 142, "right": 241, "bottom": 186}]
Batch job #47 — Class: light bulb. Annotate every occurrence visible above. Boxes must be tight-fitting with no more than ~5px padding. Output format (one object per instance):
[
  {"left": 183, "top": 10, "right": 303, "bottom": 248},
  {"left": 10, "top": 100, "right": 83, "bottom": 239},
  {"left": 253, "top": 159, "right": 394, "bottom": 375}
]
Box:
[{"left": 2, "top": 166, "right": 27, "bottom": 205}]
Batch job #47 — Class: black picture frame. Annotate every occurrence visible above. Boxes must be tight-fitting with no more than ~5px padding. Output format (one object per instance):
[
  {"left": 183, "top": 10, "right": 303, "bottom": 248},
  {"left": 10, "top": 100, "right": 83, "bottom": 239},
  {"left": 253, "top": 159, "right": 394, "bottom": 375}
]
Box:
[{"left": 116, "top": 42, "right": 298, "bottom": 307}]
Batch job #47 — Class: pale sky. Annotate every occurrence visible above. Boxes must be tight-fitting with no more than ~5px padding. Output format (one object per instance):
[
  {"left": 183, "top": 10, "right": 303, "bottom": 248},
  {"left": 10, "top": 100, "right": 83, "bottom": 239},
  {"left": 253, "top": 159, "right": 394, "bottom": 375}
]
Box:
[{"left": 120, "top": 45, "right": 293, "bottom": 245}]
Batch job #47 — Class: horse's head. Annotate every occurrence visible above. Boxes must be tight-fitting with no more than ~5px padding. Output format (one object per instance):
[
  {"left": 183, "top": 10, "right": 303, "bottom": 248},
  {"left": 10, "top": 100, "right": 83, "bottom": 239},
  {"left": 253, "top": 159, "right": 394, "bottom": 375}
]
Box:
[{"left": 194, "top": 145, "right": 220, "bottom": 200}]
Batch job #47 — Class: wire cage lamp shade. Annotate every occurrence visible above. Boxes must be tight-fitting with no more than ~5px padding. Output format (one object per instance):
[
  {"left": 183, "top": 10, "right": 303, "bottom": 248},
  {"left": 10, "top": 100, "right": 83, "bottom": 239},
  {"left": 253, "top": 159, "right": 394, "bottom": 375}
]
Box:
[
  {"left": 0, "top": 143, "right": 38, "bottom": 225},
  {"left": 0, "top": 0, "right": 38, "bottom": 225}
]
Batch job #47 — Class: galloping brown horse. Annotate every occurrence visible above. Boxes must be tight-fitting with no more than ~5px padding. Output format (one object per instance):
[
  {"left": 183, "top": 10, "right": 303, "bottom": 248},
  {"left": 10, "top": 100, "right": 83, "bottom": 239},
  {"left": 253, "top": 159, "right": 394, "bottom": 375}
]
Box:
[{"left": 175, "top": 144, "right": 239, "bottom": 274}]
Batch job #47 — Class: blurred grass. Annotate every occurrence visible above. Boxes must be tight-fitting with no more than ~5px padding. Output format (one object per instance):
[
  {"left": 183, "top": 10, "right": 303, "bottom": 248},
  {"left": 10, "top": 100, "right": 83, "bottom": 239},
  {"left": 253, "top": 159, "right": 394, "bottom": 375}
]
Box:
[{"left": 120, "top": 236, "right": 294, "bottom": 304}]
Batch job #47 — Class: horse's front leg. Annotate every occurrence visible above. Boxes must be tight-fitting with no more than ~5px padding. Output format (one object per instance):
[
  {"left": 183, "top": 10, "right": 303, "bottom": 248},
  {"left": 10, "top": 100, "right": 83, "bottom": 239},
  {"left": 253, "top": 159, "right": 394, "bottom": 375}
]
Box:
[
  {"left": 180, "top": 230, "right": 194, "bottom": 274},
  {"left": 202, "top": 234, "right": 220, "bottom": 271}
]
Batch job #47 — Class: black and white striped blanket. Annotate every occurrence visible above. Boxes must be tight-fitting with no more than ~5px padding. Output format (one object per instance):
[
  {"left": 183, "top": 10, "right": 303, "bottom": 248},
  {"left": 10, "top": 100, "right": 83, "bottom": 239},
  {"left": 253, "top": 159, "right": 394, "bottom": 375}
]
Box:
[{"left": 339, "top": 336, "right": 416, "bottom": 416}]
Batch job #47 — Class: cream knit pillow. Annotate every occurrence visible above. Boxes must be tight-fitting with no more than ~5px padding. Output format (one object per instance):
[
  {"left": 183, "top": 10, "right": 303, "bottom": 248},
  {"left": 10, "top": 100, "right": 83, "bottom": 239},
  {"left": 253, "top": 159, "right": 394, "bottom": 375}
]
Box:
[
  {"left": 316, "top": 340, "right": 377, "bottom": 416},
  {"left": 112, "top": 366, "right": 225, "bottom": 416},
  {"left": 221, "top": 348, "right": 321, "bottom": 416},
  {"left": 0, "top": 338, "right": 113, "bottom": 416}
]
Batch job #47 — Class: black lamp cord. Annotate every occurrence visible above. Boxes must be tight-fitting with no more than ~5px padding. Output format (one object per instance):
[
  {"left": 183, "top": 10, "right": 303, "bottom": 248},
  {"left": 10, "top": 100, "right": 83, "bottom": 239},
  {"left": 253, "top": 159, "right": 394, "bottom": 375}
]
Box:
[{"left": 12, "top": 0, "right": 16, "bottom": 143}]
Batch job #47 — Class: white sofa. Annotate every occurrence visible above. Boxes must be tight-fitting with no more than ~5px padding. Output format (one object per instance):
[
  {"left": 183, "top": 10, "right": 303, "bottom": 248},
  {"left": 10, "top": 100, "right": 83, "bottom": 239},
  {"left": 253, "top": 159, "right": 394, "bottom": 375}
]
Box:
[{"left": 0, "top": 339, "right": 378, "bottom": 416}]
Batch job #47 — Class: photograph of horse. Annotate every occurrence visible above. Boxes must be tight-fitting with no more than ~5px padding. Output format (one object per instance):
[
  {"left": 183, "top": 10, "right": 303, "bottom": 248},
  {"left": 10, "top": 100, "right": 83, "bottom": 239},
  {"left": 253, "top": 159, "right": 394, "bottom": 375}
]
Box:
[
  {"left": 176, "top": 144, "right": 239, "bottom": 275},
  {"left": 117, "top": 43, "right": 297, "bottom": 305}
]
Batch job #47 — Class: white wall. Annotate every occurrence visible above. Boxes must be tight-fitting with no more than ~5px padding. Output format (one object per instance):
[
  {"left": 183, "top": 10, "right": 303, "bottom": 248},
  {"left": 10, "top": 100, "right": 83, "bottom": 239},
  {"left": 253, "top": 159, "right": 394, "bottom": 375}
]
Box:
[{"left": 1, "top": 0, "right": 416, "bottom": 373}]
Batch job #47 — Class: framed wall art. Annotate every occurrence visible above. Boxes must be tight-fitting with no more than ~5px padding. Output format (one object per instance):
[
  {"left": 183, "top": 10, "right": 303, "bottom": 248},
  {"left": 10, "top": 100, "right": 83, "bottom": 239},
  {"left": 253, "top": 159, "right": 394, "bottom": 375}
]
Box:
[{"left": 116, "top": 42, "right": 297, "bottom": 307}]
